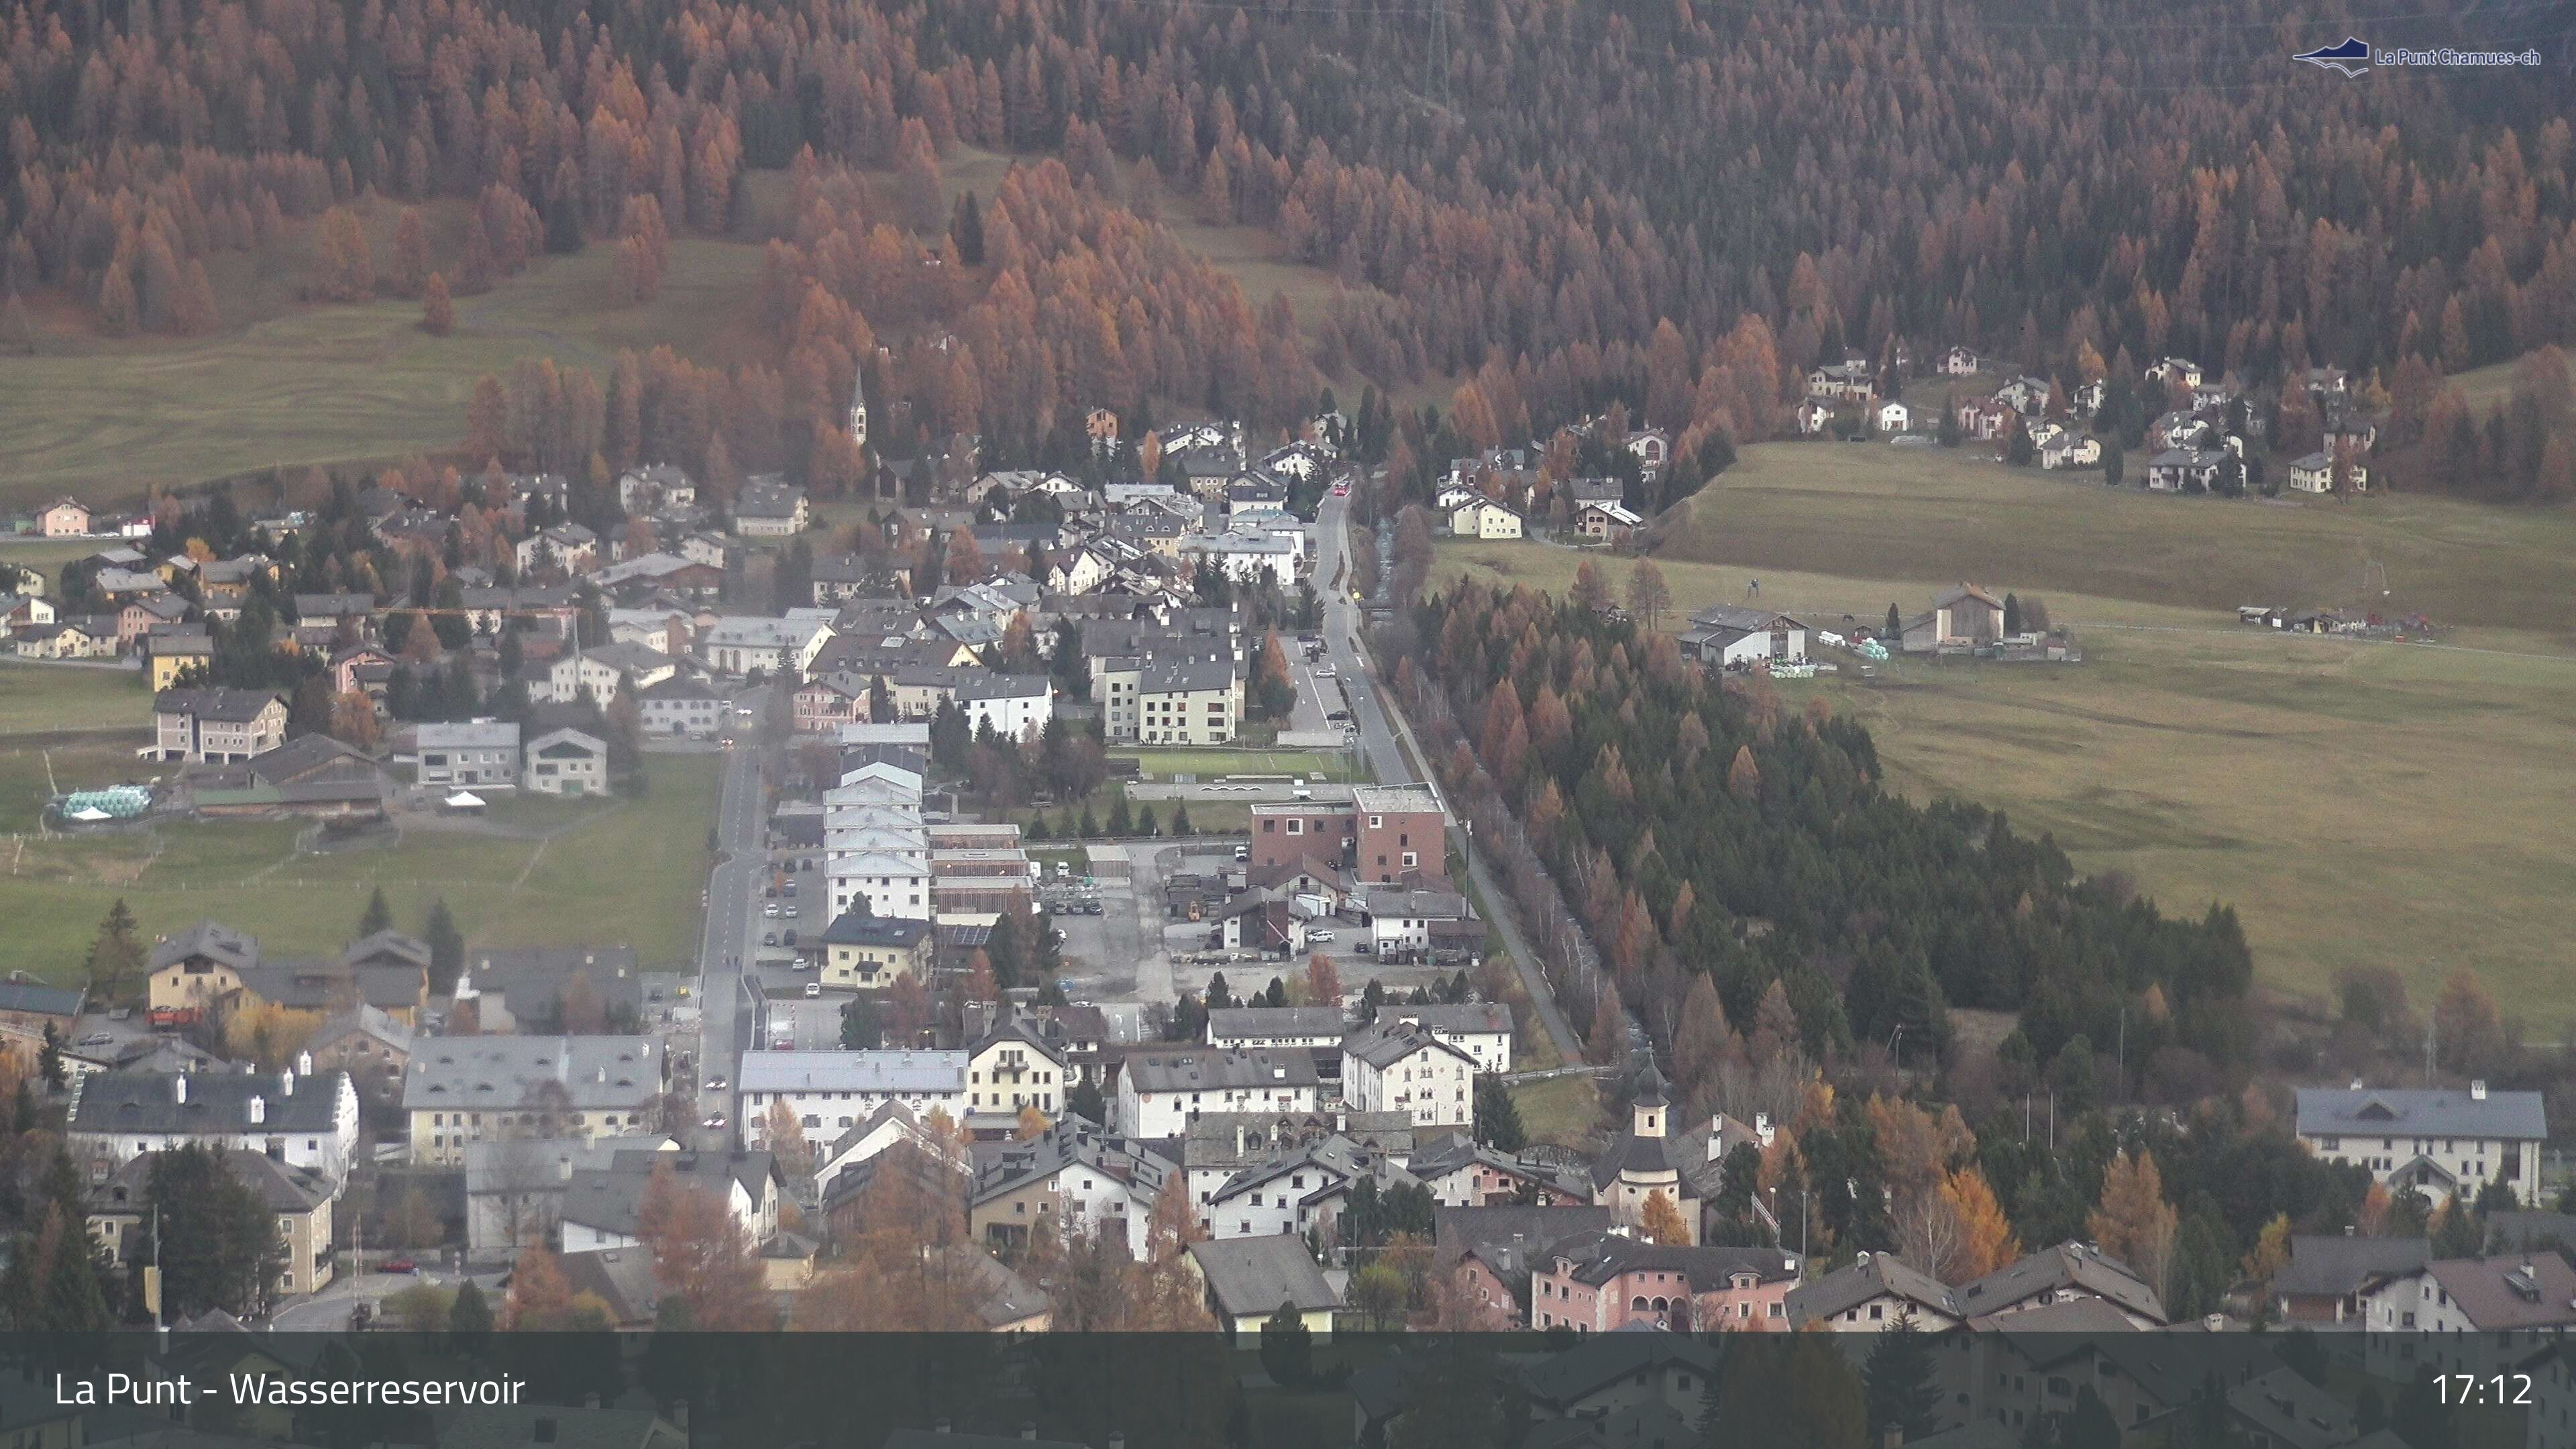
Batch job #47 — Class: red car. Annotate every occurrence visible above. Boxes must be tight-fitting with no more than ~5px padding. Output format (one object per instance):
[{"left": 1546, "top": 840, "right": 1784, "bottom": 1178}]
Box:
[{"left": 379, "top": 1257, "right": 417, "bottom": 1274}]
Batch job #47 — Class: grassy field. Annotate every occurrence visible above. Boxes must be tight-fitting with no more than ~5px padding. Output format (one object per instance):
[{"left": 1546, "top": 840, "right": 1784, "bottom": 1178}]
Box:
[
  {"left": 0, "top": 197, "right": 775, "bottom": 509},
  {"left": 1650, "top": 441, "right": 2576, "bottom": 638},
  {"left": 0, "top": 662, "right": 151, "bottom": 735},
  {"left": 1113, "top": 747, "right": 1362, "bottom": 782},
  {"left": 1510, "top": 1074, "right": 1603, "bottom": 1150},
  {"left": 0, "top": 751, "right": 719, "bottom": 981},
  {"left": 1439, "top": 444, "right": 2576, "bottom": 1020},
  {"left": 2450, "top": 347, "right": 2575, "bottom": 412}
]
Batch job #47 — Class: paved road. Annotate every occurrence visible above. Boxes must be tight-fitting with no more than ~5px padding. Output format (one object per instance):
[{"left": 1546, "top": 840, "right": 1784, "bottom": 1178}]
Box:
[
  {"left": 692, "top": 698, "right": 770, "bottom": 1146},
  {"left": 1311, "top": 488, "right": 1583, "bottom": 1064}
]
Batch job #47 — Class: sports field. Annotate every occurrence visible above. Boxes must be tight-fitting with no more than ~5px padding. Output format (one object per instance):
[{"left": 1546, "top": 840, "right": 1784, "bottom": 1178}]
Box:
[
  {"left": 1437, "top": 440, "right": 2576, "bottom": 1020},
  {"left": 0, "top": 749, "right": 720, "bottom": 981}
]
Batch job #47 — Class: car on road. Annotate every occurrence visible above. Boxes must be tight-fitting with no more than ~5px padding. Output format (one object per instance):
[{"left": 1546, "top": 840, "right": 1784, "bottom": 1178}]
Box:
[
  {"left": 1327, "top": 709, "right": 1352, "bottom": 721},
  {"left": 1331, "top": 483, "right": 1350, "bottom": 496},
  {"left": 803, "top": 981, "right": 822, "bottom": 998},
  {"left": 1314, "top": 665, "right": 1337, "bottom": 678},
  {"left": 1308, "top": 929, "right": 1336, "bottom": 942},
  {"left": 702, "top": 1113, "right": 728, "bottom": 1128},
  {"left": 1354, "top": 940, "right": 1373, "bottom": 955},
  {"left": 1233, "top": 845, "right": 1249, "bottom": 861},
  {"left": 379, "top": 1258, "right": 417, "bottom": 1275},
  {"left": 764, "top": 903, "right": 781, "bottom": 916},
  {"left": 763, "top": 932, "right": 778, "bottom": 947},
  {"left": 783, "top": 930, "right": 798, "bottom": 947},
  {"left": 704, "top": 1076, "right": 729, "bottom": 1092}
]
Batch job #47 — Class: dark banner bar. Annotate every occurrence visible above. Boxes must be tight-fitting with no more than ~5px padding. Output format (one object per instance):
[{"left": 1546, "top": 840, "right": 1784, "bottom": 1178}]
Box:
[{"left": 0, "top": 1331, "right": 2545, "bottom": 1449}]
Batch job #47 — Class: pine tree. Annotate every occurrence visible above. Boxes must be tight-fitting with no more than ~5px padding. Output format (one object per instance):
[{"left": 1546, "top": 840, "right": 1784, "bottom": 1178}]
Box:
[
  {"left": 1863, "top": 1314, "right": 1942, "bottom": 1440},
  {"left": 1474, "top": 1077, "right": 1527, "bottom": 1152},
  {"left": 448, "top": 1277, "right": 493, "bottom": 1351},
  {"left": 422, "top": 898, "right": 465, "bottom": 995},
  {"left": 358, "top": 886, "right": 393, "bottom": 936},
  {"left": 1884, "top": 602, "right": 1902, "bottom": 639}
]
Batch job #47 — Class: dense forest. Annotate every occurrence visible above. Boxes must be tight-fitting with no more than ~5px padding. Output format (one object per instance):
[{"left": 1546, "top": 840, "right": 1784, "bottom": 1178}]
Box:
[
  {"left": 1405, "top": 577, "right": 2257, "bottom": 1093},
  {"left": 7, "top": 0, "right": 2574, "bottom": 498}
]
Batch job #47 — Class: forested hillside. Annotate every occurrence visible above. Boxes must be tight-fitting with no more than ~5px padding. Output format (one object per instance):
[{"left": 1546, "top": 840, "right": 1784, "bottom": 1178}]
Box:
[{"left": 7, "top": 0, "right": 2573, "bottom": 498}]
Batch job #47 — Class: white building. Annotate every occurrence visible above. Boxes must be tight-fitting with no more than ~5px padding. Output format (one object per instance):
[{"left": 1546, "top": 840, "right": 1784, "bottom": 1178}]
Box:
[
  {"left": 2294, "top": 1082, "right": 2543, "bottom": 1203},
  {"left": 1379, "top": 1002, "right": 1515, "bottom": 1074},
  {"left": 1133, "top": 659, "right": 1238, "bottom": 745},
  {"left": 738, "top": 1050, "right": 969, "bottom": 1144},
  {"left": 525, "top": 727, "right": 609, "bottom": 796},
  {"left": 700, "top": 611, "right": 837, "bottom": 676},
  {"left": 69, "top": 1065, "right": 362, "bottom": 1188},
  {"left": 952, "top": 674, "right": 1055, "bottom": 743},
  {"left": 401, "top": 1036, "right": 665, "bottom": 1166},
  {"left": 1449, "top": 500, "right": 1523, "bottom": 540},
  {"left": 828, "top": 850, "right": 932, "bottom": 921},
  {"left": 1178, "top": 531, "right": 1299, "bottom": 589},
  {"left": 1341, "top": 1020, "right": 1477, "bottom": 1130},
  {"left": 415, "top": 720, "right": 521, "bottom": 789},
  {"left": 1115, "top": 1049, "right": 1321, "bottom": 1140}
]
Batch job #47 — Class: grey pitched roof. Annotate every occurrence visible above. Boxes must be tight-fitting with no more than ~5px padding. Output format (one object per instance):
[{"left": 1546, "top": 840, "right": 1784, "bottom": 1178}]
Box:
[
  {"left": 1785, "top": 1250, "right": 1960, "bottom": 1325},
  {"left": 0, "top": 980, "right": 83, "bottom": 1017},
  {"left": 400, "top": 1036, "right": 661, "bottom": 1112},
  {"left": 970, "top": 1114, "right": 1168, "bottom": 1208},
  {"left": 1205, "top": 1006, "right": 1345, "bottom": 1040},
  {"left": 1956, "top": 1240, "right": 2166, "bottom": 1323},
  {"left": 1186, "top": 1234, "right": 1339, "bottom": 1316},
  {"left": 70, "top": 1069, "right": 345, "bottom": 1136},
  {"left": 1543, "top": 1231, "right": 1801, "bottom": 1292},
  {"left": 2294, "top": 1085, "right": 2546, "bottom": 1141},
  {"left": 555, "top": 1246, "right": 665, "bottom": 1326},
  {"left": 563, "top": 1148, "right": 775, "bottom": 1236},
  {"left": 1518, "top": 1334, "right": 1717, "bottom": 1413},
  {"left": 1434, "top": 1203, "right": 1615, "bottom": 1289},
  {"left": 2271, "top": 1234, "right": 2430, "bottom": 1299},
  {"left": 153, "top": 687, "right": 282, "bottom": 723},
  {"left": 1343, "top": 1018, "right": 1479, "bottom": 1071},
  {"left": 737, "top": 1049, "right": 965, "bottom": 1096},
  {"left": 1122, "top": 1048, "right": 1320, "bottom": 1093}
]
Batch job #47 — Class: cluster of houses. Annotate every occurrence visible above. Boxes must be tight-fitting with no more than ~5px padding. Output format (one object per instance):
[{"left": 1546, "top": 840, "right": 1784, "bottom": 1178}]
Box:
[
  {"left": 1434, "top": 422, "right": 1670, "bottom": 548},
  {"left": 12, "top": 415, "right": 1375, "bottom": 823},
  {"left": 1781, "top": 347, "right": 2381, "bottom": 499},
  {"left": 1668, "top": 582, "right": 2074, "bottom": 671}
]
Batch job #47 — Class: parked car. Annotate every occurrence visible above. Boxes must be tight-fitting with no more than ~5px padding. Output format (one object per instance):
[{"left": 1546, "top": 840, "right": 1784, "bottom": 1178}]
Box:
[
  {"left": 78, "top": 1032, "right": 113, "bottom": 1047},
  {"left": 1326, "top": 709, "right": 1352, "bottom": 722},
  {"left": 1233, "top": 845, "right": 1250, "bottom": 861},
  {"left": 783, "top": 930, "right": 798, "bottom": 947},
  {"left": 704, "top": 1077, "right": 729, "bottom": 1092},
  {"left": 1308, "top": 929, "right": 1336, "bottom": 943},
  {"left": 763, "top": 932, "right": 778, "bottom": 946},
  {"left": 803, "top": 981, "right": 822, "bottom": 998},
  {"left": 1354, "top": 941, "right": 1373, "bottom": 955},
  {"left": 702, "top": 1112, "right": 728, "bottom": 1128},
  {"left": 379, "top": 1257, "right": 417, "bottom": 1275}
]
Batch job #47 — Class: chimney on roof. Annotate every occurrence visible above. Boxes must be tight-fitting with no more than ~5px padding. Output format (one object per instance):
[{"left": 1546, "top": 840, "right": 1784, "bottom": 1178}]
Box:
[
  {"left": 296, "top": 1050, "right": 312, "bottom": 1075},
  {"left": 280, "top": 1069, "right": 294, "bottom": 1097},
  {"left": 248, "top": 1095, "right": 265, "bottom": 1124},
  {"left": 172, "top": 1075, "right": 187, "bottom": 1104},
  {"left": 2351, "top": 1077, "right": 2365, "bottom": 1091},
  {"left": 2473, "top": 1081, "right": 2489, "bottom": 1101}
]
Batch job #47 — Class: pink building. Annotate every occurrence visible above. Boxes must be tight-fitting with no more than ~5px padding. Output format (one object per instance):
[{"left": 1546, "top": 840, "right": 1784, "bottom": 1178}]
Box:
[{"left": 1532, "top": 1232, "right": 1803, "bottom": 1334}]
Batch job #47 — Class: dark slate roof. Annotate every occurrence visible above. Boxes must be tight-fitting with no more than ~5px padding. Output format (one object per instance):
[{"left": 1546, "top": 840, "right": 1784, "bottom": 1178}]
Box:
[
  {"left": 1784, "top": 1251, "right": 1960, "bottom": 1325},
  {"left": 1542, "top": 1231, "right": 1801, "bottom": 1291},
  {"left": 1186, "top": 1234, "right": 1339, "bottom": 1316},
  {"left": 556, "top": 1246, "right": 664, "bottom": 1326},
  {"left": 0, "top": 981, "right": 83, "bottom": 1017},
  {"left": 1434, "top": 1203, "right": 1614, "bottom": 1292},
  {"left": 70, "top": 1069, "right": 345, "bottom": 1136},
  {"left": 820, "top": 912, "right": 933, "bottom": 948},
  {"left": 1344, "top": 1018, "right": 1479, "bottom": 1071},
  {"left": 1588, "top": 1130, "right": 1674, "bottom": 1191},
  {"left": 148, "top": 920, "right": 261, "bottom": 973},
  {"left": 1518, "top": 1334, "right": 1717, "bottom": 1413},
  {"left": 563, "top": 1148, "right": 775, "bottom": 1237},
  {"left": 1955, "top": 1240, "right": 2166, "bottom": 1323},
  {"left": 153, "top": 687, "right": 282, "bottom": 723},
  {"left": 2272, "top": 1234, "right": 2430, "bottom": 1299},
  {"left": 1205, "top": 1006, "right": 1345, "bottom": 1040},
  {"left": 2294, "top": 1085, "right": 2546, "bottom": 1142}
]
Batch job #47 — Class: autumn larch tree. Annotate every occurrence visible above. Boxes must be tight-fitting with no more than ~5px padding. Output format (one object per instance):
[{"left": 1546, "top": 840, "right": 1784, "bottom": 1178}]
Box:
[{"left": 421, "top": 273, "right": 454, "bottom": 335}]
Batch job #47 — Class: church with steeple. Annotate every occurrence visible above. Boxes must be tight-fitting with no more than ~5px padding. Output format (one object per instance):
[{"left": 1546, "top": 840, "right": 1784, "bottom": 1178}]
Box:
[{"left": 1587, "top": 1063, "right": 1702, "bottom": 1244}]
